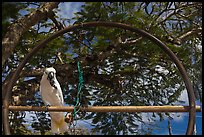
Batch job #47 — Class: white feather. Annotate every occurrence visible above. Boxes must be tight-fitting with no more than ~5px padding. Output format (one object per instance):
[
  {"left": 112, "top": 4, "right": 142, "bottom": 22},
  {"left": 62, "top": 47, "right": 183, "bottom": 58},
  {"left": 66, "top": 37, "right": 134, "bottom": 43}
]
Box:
[{"left": 40, "top": 67, "right": 67, "bottom": 134}]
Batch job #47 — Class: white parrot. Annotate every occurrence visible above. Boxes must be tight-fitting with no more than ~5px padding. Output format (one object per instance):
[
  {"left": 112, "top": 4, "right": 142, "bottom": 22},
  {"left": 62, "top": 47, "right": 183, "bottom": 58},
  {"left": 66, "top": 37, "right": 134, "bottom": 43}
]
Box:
[{"left": 40, "top": 67, "right": 67, "bottom": 134}]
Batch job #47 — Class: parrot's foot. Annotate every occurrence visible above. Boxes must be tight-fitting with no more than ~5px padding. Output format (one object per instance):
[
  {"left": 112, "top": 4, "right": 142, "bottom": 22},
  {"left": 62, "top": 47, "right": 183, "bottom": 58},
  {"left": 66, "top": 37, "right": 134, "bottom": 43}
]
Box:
[{"left": 45, "top": 104, "right": 50, "bottom": 111}]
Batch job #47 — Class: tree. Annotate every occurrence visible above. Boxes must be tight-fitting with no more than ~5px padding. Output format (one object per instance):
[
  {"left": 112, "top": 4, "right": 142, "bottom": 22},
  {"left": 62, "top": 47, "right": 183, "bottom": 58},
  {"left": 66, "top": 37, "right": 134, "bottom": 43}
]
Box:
[
  {"left": 2, "top": 2, "right": 202, "bottom": 135},
  {"left": 2, "top": 2, "right": 60, "bottom": 66}
]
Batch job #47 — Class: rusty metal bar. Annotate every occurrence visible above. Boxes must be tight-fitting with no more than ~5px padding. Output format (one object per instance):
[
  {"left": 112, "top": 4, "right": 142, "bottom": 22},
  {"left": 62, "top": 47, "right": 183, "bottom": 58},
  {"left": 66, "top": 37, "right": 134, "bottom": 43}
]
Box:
[
  {"left": 3, "top": 21, "right": 196, "bottom": 135},
  {"left": 8, "top": 105, "right": 201, "bottom": 113}
]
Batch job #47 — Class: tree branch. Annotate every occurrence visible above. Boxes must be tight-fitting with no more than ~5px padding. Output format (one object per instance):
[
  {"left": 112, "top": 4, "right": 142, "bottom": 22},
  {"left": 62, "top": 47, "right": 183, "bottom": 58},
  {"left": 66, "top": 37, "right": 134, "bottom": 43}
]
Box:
[
  {"left": 178, "top": 28, "right": 202, "bottom": 43},
  {"left": 2, "top": 2, "right": 60, "bottom": 66},
  {"left": 49, "top": 11, "right": 64, "bottom": 31},
  {"left": 119, "top": 37, "right": 143, "bottom": 45}
]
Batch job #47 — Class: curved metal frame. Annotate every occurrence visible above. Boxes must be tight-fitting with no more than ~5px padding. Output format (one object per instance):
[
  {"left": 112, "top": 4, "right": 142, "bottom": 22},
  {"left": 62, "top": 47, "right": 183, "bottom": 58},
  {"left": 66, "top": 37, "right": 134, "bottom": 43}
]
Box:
[{"left": 2, "top": 21, "right": 196, "bottom": 135}]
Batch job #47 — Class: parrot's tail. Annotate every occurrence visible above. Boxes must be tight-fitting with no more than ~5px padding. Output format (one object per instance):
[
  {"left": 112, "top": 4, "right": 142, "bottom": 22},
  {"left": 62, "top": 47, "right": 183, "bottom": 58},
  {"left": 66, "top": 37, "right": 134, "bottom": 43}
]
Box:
[{"left": 50, "top": 112, "right": 68, "bottom": 134}]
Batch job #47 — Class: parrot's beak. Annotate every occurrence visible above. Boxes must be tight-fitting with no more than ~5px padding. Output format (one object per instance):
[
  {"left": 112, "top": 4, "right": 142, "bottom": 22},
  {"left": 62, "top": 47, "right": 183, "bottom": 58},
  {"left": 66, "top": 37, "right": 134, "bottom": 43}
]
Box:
[{"left": 47, "top": 72, "right": 54, "bottom": 81}]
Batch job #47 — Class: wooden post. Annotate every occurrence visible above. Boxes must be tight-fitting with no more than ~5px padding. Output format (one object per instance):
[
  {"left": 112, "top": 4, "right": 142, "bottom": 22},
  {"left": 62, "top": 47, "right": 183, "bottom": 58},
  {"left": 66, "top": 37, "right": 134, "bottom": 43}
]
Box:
[{"left": 8, "top": 105, "right": 201, "bottom": 112}]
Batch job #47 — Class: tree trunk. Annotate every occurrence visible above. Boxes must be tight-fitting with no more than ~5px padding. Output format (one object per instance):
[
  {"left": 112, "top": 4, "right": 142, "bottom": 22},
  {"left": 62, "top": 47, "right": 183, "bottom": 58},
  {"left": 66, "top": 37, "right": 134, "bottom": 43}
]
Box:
[{"left": 2, "top": 2, "right": 60, "bottom": 66}]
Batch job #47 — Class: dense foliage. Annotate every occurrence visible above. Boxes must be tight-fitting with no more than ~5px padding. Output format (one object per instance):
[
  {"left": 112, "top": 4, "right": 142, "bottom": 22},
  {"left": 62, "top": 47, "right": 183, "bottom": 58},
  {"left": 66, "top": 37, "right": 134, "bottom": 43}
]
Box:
[{"left": 2, "top": 2, "right": 202, "bottom": 135}]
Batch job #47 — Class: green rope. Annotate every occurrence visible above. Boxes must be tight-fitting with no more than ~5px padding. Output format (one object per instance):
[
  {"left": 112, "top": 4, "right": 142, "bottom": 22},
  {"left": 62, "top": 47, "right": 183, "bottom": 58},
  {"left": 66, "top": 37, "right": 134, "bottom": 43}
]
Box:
[
  {"left": 73, "top": 61, "right": 84, "bottom": 118},
  {"left": 64, "top": 61, "right": 84, "bottom": 128}
]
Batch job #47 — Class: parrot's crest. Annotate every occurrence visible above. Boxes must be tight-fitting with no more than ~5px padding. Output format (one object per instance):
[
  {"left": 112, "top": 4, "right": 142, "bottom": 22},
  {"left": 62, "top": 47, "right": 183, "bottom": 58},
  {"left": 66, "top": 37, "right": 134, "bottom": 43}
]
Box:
[{"left": 45, "top": 67, "right": 56, "bottom": 74}]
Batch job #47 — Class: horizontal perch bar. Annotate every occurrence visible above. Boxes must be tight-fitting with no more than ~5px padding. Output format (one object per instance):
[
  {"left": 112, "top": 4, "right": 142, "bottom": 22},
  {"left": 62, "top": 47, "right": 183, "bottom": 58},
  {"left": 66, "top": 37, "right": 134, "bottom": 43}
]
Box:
[{"left": 8, "top": 105, "right": 201, "bottom": 112}]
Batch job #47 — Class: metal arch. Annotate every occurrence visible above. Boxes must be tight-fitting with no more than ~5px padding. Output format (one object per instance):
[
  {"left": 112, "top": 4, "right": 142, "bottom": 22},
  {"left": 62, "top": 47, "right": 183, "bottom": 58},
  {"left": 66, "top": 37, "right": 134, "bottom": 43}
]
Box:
[{"left": 3, "top": 21, "right": 196, "bottom": 135}]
